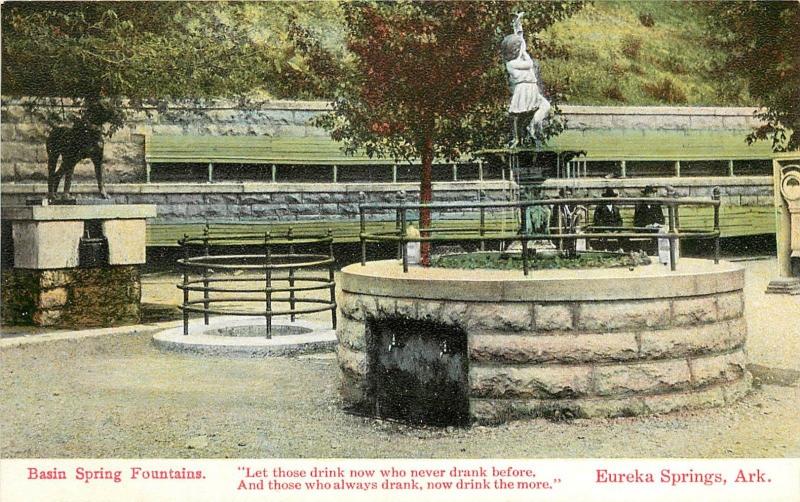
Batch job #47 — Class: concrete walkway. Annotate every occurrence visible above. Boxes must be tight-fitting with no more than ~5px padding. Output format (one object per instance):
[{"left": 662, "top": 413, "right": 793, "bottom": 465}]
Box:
[{"left": 1, "top": 258, "right": 798, "bottom": 459}]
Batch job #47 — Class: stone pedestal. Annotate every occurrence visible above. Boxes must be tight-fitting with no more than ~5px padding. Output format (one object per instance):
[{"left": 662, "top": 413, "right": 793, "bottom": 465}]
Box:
[
  {"left": 767, "top": 156, "right": 800, "bottom": 294},
  {"left": 0, "top": 204, "right": 156, "bottom": 327}
]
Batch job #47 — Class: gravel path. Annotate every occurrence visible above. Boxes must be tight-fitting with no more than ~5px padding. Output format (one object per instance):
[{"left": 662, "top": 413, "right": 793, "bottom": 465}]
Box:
[{"left": 1, "top": 259, "right": 798, "bottom": 458}]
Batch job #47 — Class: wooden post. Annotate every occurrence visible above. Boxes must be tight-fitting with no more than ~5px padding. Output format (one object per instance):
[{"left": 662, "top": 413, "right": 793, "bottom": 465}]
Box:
[
  {"left": 728, "top": 159, "right": 735, "bottom": 177},
  {"left": 400, "top": 206, "right": 408, "bottom": 273},
  {"left": 675, "top": 160, "right": 681, "bottom": 177},
  {"left": 332, "top": 164, "right": 338, "bottom": 183},
  {"left": 208, "top": 163, "right": 213, "bottom": 183},
  {"left": 181, "top": 236, "right": 189, "bottom": 336},
  {"left": 668, "top": 205, "right": 677, "bottom": 272},
  {"left": 478, "top": 160, "right": 484, "bottom": 181},
  {"left": 146, "top": 162, "right": 151, "bottom": 183},
  {"left": 328, "top": 228, "right": 336, "bottom": 329},
  {"left": 202, "top": 224, "right": 210, "bottom": 326},
  {"left": 479, "top": 190, "right": 486, "bottom": 251},
  {"left": 452, "top": 163, "right": 458, "bottom": 181},
  {"left": 264, "top": 232, "right": 272, "bottom": 339},
  {"left": 620, "top": 160, "right": 627, "bottom": 178},
  {"left": 271, "top": 164, "right": 277, "bottom": 183},
  {"left": 392, "top": 164, "right": 398, "bottom": 183},
  {"left": 287, "top": 227, "right": 296, "bottom": 322}
]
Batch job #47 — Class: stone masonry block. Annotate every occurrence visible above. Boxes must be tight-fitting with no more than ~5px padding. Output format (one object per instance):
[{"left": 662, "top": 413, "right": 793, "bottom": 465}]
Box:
[
  {"left": 472, "top": 396, "right": 649, "bottom": 422},
  {"left": 373, "top": 296, "right": 396, "bottom": 317},
  {"left": 38, "top": 270, "right": 73, "bottom": 289},
  {"left": 639, "top": 318, "right": 746, "bottom": 358},
  {"left": 336, "top": 315, "right": 367, "bottom": 351},
  {"left": 469, "top": 365, "right": 593, "bottom": 399},
  {"left": 394, "top": 298, "right": 418, "bottom": 319},
  {"left": 1, "top": 123, "right": 16, "bottom": 142},
  {"left": 337, "top": 292, "right": 371, "bottom": 321},
  {"left": 716, "top": 291, "right": 744, "bottom": 320},
  {"left": 723, "top": 371, "right": 752, "bottom": 405},
  {"left": 467, "top": 302, "right": 532, "bottom": 331},
  {"left": 469, "top": 332, "right": 639, "bottom": 364},
  {"left": 340, "top": 371, "right": 369, "bottom": 408},
  {"left": 593, "top": 359, "right": 692, "bottom": 396},
  {"left": 337, "top": 344, "right": 367, "bottom": 377},
  {"left": 672, "top": 296, "right": 717, "bottom": 325},
  {"left": 32, "top": 309, "right": 63, "bottom": 327},
  {"left": 534, "top": 304, "right": 573, "bottom": 331},
  {"left": 437, "top": 302, "right": 470, "bottom": 328},
  {"left": 579, "top": 300, "right": 671, "bottom": 331},
  {"left": 1, "top": 161, "right": 15, "bottom": 179},
  {"left": 416, "top": 301, "right": 444, "bottom": 321},
  {"left": 689, "top": 350, "right": 748, "bottom": 387},
  {"left": 38, "top": 288, "right": 68, "bottom": 309},
  {"left": 642, "top": 386, "right": 725, "bottom": 415},
  {"left": 102, "top": 219, "right": 147, "bottom": 265}
]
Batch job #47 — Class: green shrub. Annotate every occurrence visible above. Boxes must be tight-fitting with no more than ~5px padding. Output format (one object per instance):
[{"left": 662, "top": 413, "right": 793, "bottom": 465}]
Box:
[
  {"left": 642, "top": 77, "right": 687, "bottom": 103},
  {"left": 639, "top": 12, "right": 656, "bottom": 28},
  {"left": 621, "top": 35, "right": 643, "bottom": 59},
  {"left": 604, "top": 85, "right": 626, "bottom": 102}
]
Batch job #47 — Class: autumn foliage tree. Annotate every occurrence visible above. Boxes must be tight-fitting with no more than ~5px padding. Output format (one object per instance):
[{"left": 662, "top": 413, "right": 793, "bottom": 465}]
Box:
[
  {"left": 707, "top": 1, "right": 800, "bottom": 151},
  {"left": 313, "top": 1, "right": 580, "bottom": 264}
]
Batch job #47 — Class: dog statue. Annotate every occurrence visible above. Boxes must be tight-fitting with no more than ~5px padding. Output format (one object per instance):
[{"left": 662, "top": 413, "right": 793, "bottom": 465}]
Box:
[
  {"left": 46, "top": 120, "right": 107, "bottom": 199},
  {"left": 46, "top": 98, "right": 116, "bottom": 199}
]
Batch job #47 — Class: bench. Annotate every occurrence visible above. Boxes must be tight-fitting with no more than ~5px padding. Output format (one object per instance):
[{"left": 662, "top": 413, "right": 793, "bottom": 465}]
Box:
[
  {"left": 144, "top": 135, "right": 481, "bottom": 183},
  {"left": 146, "top": 216, "right": 520, "bottom": 247},
  {"left": 547, "top": 129, "right": 776, "bottom": 178}
]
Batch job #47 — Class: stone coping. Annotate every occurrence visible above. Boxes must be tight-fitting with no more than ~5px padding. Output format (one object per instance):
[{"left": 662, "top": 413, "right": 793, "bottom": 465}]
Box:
[
  {"left": 339, "top": 259, "right": 744, "bottom": 302},
  {"left": 0, "top": 178, "right": 771, "bottom": 198},
  {"left": 0, "top": 181, "right": 511, "bottom": 195},
  {"left": 1, "top": 97, "right": 761, "bottom": 115},
  {"left": 541, "top": 176, "right": 771, "bottom": 189},
  {"left": 2, "top": 204, "right": 157, "bottom": 221}
]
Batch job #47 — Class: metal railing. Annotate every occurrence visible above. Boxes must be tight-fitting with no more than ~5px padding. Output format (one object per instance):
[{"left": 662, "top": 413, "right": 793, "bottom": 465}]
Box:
[
  {"left": 359, "top": 188, "right": 722, "bottom": 275},
  {"left": 177, "top": 226, "right": 337, "bottom": 337}
]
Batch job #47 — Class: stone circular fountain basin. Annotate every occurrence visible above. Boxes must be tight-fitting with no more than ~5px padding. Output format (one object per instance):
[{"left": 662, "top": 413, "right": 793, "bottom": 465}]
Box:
[
  {"left": 153, "top": 316, "right": 336, "bottom": 357},
  {"left": 336, "top": 258, "right": 751, "bottom": 425}
]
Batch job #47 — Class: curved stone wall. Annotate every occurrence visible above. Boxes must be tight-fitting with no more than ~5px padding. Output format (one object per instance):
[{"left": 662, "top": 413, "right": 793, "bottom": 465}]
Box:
[{"left": 336, "top": 259, "right": 751, "bottom": 424}]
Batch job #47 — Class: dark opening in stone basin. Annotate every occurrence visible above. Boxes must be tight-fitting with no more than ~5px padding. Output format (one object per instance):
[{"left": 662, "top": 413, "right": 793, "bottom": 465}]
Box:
[
  {"left": 367, "top": 317, "right": 469, "bottom": 427},
  {"left": 205, "top": 324, "right": 313, "bottom": 338}
]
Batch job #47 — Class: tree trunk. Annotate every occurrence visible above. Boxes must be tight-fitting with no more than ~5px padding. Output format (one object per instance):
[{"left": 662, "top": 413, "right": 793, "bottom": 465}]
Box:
[{"left": 420, "top": 134, "right": 434, "bottom": 266}]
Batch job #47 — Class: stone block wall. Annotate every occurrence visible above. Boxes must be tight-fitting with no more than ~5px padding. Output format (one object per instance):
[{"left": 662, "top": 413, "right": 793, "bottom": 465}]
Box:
[
  {"left": 0, "top": 182, "right": 512, "bottom": 226},
  {"left": 336, "top": 259, "right": 751, "bottom": 424},
  {"left": 0, "top": 98, "right": 766, "bottom": 185},
  {"left": 1, "top": 266, "right": 142, "bottom": 328}
]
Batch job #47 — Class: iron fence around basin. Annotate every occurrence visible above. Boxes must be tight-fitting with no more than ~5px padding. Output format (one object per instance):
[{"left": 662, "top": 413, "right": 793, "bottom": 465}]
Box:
[
  {"left": 359, "top": 188, "right": 722, "bottom": 275},
  {"left": 177, "top": 226, "right": 336, "bottom": 337}
]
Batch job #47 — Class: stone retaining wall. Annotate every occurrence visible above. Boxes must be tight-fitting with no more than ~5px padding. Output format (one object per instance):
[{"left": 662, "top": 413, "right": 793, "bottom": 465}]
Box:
[
  {"left": 1, "top": 98, "right": 765, "bottom": 184},
  {"left": 0, "top": 181, "right": 511, "bottom": 225},
  {"left": 336, "top": 259, "right": 751, "bottom": 424}
]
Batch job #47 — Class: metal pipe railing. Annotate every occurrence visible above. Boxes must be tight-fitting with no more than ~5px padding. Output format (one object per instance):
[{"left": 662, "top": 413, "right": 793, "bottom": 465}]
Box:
[
  {"left": 358, "top": 192, "right": 722, "bottom": 275},
  {"left": 177, "top": 228, "right": 337, "bottom": 337}
]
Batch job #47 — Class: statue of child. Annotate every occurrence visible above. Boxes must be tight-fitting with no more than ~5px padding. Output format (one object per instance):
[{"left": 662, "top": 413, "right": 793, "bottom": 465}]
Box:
[{"left": 500, "top": 12, "right": 551, "bottom": 147}]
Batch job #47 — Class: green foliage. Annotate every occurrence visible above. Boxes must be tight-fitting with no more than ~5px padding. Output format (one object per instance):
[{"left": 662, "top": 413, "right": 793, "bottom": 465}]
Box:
[
  {"left": 2, "top": 2, "right": 270, "bottom": 132},
  {"left": 431, "top": 251, "right": 651, "bottom": 271},
  {"left": 642, "top": 77, "right": 687, "bottom": 105},
  {"left": 539, "top": 1, "right": 743, "bottom": 106},
  {"left": 705, "top": 1, "right": 800, "bottom": 151}
]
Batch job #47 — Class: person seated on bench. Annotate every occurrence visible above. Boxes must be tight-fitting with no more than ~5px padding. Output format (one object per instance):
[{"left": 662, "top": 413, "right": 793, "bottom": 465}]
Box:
[
  {"left": 633, "top": 185, "right": 665, "bottom": 255},
  {"left": 592, "top": 187, "right": 623, "bottom": 251}
]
